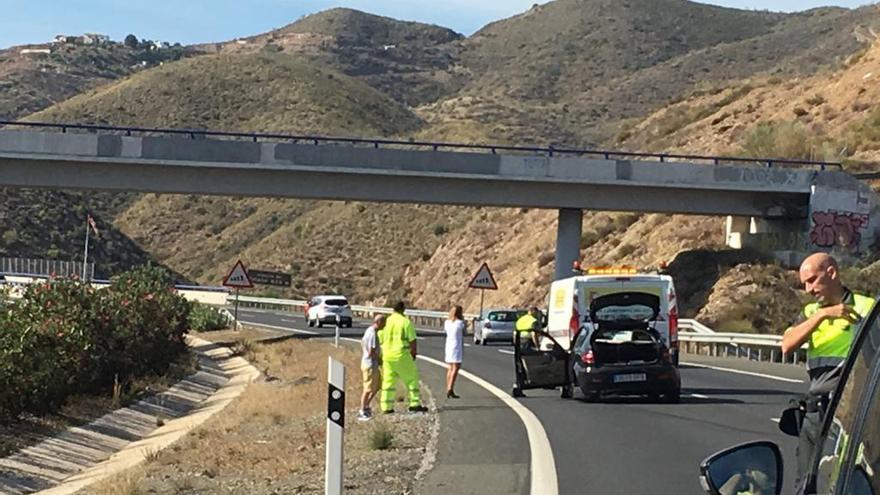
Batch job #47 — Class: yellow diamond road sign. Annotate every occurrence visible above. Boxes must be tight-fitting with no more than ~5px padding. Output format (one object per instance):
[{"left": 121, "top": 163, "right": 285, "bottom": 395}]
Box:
[{"left": 468, "top": 262, "right": 498, "bottom": 290}]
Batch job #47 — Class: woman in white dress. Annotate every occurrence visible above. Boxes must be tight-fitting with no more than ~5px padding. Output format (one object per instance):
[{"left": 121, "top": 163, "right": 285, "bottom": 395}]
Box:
[{"left": 444, "top": 305, "right": 465, "bottom": 398}]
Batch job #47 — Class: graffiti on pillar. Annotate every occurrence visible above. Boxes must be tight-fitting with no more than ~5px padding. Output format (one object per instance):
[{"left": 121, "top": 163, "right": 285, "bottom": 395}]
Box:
[{"left": 809, "top": 211, "right": 869, "bottom": 250}]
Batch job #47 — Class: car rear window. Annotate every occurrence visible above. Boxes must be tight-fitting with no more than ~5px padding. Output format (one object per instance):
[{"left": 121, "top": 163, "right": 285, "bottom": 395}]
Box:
[
  {"left": 590, "top": 292, "right": 659, "bottom": 323},
  {"left": 324, "top": 298, "right": 348, "bottom": 306},
  {"left": 488, "top": 311, "right": 520, "bottom": 322}
]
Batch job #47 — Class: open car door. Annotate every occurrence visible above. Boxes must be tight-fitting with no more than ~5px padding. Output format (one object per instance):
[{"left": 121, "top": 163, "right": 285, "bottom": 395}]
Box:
[{"left": 512, "top": 330, "right": 573, "bottom": 398}]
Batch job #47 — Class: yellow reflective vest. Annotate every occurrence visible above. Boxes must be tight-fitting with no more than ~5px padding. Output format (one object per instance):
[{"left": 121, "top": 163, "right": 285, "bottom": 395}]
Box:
[
  {"left": 803, "top": 292, "right": 874, "bottom": 371},
  {"left": 379, "top": 312, "right": 416, "bottom": 359},
  {"left": 516, "top": 313, "right": 537, "bottom": 334}
]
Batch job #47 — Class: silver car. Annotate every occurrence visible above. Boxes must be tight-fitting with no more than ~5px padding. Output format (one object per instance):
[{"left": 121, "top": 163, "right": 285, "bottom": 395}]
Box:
[{"left": 473, "top": 308, "right": 525, "bottom": 345}]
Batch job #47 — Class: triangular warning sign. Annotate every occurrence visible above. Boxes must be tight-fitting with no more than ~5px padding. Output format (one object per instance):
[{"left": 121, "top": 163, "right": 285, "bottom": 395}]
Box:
[
  {"left": 223, "top": 259, "right": 253, "bottom": 288},
  {"left": 468, "top": 262, "right": 498, "bottom": 290}
]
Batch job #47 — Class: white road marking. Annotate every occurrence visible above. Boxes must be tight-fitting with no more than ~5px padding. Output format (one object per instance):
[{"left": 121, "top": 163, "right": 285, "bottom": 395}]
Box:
[
  {"left": 418, "top": 354, "right": 559, "bottom": 495},
  {"left": 690, "top": 393, "right": 709, "bottom": 399},
  {"left": 498, "top": 349, "right": 515, "bottom": 355},
  {"left": 241, "top": 316, "right": 559, "bottom": 495},
  {"left": 681, "top": 361, "right": 804, "bottom": 383},
  {"left": 464, "top": 343, "right": 471, "bottom": 347},
  {"left": 771, "top": 418, "right": 780, "bottom": 423},
  {"left": 244, "top": 321, "right": 320, "bottom": 336}
]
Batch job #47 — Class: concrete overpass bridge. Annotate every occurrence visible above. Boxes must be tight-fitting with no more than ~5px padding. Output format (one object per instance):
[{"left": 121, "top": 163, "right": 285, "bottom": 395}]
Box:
[{"left": 0, "top": 122, "right": 876, "bottom": 275}]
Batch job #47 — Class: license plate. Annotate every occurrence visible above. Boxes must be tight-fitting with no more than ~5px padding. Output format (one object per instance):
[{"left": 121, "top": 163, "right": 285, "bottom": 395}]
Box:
[{"left": 613, "top": 373, "right": 647, "bottom": 383}]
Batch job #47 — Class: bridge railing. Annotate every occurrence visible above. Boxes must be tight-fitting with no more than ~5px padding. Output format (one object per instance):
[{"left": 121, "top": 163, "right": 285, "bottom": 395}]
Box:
[{"left": 0, "top": 120, "right": 842, "bottom": 170}]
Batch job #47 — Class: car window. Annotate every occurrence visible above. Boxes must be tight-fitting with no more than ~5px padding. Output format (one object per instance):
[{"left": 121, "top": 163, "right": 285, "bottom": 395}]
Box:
[
  {"left": 838, "top": 335, "right": 880, "bottom": 494},
  {"left": 814, "top": 307, "right": 880, "bottom": 494},
  {"left": 324, "top": 298, "right": 348, "bottom": 306},
  {"left": 488, "top": 311, "right": 519, "bottom": 322}
]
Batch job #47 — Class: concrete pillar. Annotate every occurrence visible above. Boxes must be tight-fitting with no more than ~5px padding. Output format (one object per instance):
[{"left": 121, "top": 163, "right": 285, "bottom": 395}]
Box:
[{"left": 555, "top": 208, "right": 583, "bottom": 281}]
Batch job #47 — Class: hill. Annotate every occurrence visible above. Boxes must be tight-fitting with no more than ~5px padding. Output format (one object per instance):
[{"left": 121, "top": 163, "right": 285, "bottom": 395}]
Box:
[
  {"left": 27, "top": 53, "right": 422, "bottom": 135},
  {"left": 197, "top": 8, "right": 466, "bottom": 107},
  {"left": 420, "top": 1, "right": 878, "bottom": 146},
  {"left": 0, "top": 40, "right": 196, "bottom": 120}
]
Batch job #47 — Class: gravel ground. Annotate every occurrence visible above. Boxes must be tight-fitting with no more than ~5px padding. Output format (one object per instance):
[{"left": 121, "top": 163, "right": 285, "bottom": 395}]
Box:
[{"left": 84, "top": 336, "right": 437, "bottom": 495}]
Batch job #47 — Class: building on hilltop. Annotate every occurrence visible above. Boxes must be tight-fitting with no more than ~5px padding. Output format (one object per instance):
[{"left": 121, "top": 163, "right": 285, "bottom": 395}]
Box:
[{"left": 82, "top": 33, "right": 110, "bottom": 45}]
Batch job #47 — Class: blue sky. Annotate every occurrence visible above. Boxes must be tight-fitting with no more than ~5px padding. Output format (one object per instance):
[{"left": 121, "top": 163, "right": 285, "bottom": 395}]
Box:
[{"left": 1, "top": 0, "right": 875, "bottom": 48}]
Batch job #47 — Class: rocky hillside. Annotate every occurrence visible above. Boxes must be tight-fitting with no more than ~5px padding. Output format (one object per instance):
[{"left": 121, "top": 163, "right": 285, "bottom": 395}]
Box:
[{"left": 3, "top": 1, "right": 880, "bottom": 333}]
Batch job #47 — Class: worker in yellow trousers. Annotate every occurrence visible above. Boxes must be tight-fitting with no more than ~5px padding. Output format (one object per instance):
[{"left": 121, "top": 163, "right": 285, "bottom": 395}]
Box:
[{"left": 378, "top": 301, "right": 428, "bottom": 413}]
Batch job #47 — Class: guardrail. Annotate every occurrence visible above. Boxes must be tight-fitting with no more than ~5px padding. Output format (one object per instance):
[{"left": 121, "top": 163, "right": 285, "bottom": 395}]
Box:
[
  {"left": 1, "top": 283, "right": 802, "bottom": 365},
  {"left": 678, "top": 332, "right": 805, "bottom": 365},
  {"left": 0, "top": 120, "right": 842, "bottom": 170},
  {"left": 234, "top": 295, "right": 803, "bottom": 365}
]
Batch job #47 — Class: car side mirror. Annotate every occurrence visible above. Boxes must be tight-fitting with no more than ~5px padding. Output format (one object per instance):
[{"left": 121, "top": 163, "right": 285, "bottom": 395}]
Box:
[{"left": 699, "top": 441, "right": 782, "bottom": 495}]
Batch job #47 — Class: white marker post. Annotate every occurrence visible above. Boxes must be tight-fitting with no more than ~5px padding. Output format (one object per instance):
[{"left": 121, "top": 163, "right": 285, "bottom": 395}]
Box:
[
  {"left": 325, "top": 357, "right": 345, "bottom": 495},
  {"left": 334, "top": 314, "right": 341, "bottom": 348}
]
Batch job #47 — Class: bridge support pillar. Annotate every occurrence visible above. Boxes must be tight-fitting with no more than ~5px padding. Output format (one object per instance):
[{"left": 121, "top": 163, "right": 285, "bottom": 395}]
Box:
[{"left": 555, "top": 208, "right": 583, "bottom": 281}]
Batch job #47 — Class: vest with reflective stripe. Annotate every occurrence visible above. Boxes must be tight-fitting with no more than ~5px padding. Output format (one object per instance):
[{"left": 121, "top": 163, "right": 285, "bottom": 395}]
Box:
[
  {"left": 804, "top": 293, "right": 874, "bottom": 370},
  {"left": 516, "top": 314, "right": 537, "bottom": 334}
]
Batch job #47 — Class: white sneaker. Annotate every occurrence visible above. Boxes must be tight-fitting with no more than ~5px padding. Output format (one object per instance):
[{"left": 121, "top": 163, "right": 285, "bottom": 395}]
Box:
[{"left": 357, "top": 410, "right": 372, "bottom": 421}]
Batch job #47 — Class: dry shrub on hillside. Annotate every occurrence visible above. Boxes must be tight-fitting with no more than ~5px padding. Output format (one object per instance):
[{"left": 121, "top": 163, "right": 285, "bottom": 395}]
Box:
[{"left": 696, "top": 263, "right": 802, "bottom": 334}]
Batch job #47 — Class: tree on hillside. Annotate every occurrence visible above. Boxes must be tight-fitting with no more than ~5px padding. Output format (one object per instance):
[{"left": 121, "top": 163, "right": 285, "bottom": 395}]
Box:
[{"left": 124, "top": 34, "right": 138, "bottom": 49}]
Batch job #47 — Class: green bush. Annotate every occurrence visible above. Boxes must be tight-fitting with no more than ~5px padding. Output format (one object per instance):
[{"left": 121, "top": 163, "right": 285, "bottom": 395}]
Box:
[
  {"left": 0, "top": 265, "right": 191, "bottom": 420},
  {"left": 188, "top": 304, "right": 230, "bottom": 332}
]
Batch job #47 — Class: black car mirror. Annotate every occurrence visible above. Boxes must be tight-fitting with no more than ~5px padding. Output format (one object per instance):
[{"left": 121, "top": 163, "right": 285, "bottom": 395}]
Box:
[{"left": 699, "top": 441, "right": 782, "bottom": 495}]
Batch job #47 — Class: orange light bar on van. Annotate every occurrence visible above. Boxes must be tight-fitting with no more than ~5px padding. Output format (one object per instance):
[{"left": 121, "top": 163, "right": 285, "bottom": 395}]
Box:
[{"left": 585, "top": 267, "right": 639, "bottom": 275}]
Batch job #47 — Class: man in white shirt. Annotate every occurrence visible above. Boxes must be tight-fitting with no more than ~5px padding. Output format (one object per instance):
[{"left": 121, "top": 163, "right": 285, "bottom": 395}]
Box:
[{"left": 359, "top": 315, "right": 386, "bottom": 421}]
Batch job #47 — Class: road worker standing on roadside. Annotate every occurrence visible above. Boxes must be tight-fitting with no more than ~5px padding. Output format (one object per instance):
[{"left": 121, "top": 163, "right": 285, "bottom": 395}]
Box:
[
  {"left": 378, "top": 301, "right": 428, "bottom": 414},
  {"left": 781, "top": 252, "right": 874, "bottom": 489}
]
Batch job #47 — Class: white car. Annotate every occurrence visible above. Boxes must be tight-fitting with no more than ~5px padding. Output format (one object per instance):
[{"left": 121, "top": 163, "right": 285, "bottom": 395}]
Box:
[{"left": 306, "top": 295, "right": 353, "bottom": 328}]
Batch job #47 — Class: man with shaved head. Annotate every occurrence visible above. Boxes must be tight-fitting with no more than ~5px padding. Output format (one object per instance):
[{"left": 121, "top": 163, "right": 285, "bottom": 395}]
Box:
[{"left": 782, "top": 252, "right": 874, "bottom": 485}]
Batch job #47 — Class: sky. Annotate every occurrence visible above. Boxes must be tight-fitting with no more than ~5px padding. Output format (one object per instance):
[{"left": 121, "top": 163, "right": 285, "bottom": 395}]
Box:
[{"left": 0, "top": 0, "right": 876, "bottom": 48}]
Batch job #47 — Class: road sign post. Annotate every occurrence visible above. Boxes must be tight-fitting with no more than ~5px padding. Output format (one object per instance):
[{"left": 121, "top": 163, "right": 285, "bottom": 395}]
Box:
[
  {"left": 334, "top": 314, "right": 340, "bottom": 348},
  {"left": 222, "top": 260, "right": 254, "bottom": 330},
  {"left": 325, "top": 357, "right": 345, "bottom": 495},
  {"left": 468, "top": 262, "right": 498, "bottom": 320}
]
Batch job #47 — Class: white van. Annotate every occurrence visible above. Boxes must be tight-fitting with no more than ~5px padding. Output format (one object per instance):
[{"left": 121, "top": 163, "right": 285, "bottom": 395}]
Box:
[{"left": 545, "top": 268, "right": 680, "bottom": 365}]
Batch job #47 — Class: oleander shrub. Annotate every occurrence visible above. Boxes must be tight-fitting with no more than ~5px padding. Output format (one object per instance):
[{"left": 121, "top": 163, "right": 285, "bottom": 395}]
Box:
[
  {"left": 188, "top": 304, "right": 230, "bottom": 332},
  {"left": 0, "top": 265, "right": 190, "bottom": 420}
]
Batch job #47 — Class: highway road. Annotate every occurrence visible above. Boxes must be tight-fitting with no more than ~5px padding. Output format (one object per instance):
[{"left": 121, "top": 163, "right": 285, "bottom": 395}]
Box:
[{"left": 237, "top": 308, "right": 807, "bottom": 495}]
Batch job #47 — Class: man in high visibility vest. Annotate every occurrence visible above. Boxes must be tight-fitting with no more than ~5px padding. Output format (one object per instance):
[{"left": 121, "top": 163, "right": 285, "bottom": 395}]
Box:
[
  {"left": 515, "top": 306, "right": 541, "bottom": 349},
  {"left": 781, "top": 252, "right": 874, "bottom": 486},
  {"left": 378, "top": 301, "right": 428, "bottom": 414}
]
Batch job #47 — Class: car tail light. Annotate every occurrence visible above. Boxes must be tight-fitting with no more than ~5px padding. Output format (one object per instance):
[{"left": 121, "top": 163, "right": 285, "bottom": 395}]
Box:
[
  {"left": 580, "top": 350, "right": 594, "bottom": 365},
  {"left": 669, "top": 307, "right": 679, "bottom": 349}
]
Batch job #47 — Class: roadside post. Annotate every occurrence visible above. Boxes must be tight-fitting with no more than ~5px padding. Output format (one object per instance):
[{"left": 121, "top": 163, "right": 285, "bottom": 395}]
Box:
[
  {"left": 222, "top": 259, "right": 253, "bottom": 330},
  {"left": 335, "top": 314, "right": 341, "bottom": 348},
  {"left": 325, "top": 357, "right": 345, "bottom": 495},
  {"left": 468, "top": 262, "right": 498, "bottom": 332}
]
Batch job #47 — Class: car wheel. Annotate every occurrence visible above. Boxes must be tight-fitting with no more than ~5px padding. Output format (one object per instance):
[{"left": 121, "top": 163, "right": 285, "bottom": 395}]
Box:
[
  {"left": 582, "top": 389, "right": 599, "bottom": 402},
  {"left": 480, "top": 336, "right": 488, "bottom": 346},
  {"left": 512, "top": 385, "right": 525, "bottom": 398},
  {"left": 317, "top": 319, "right": 324, "bottom": 328},
  {"left": 664, "top": 389, "right": 681, "bottom": 404},
  {"left": 307, "top": 317, "right": 314, "bottom": 328}
]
